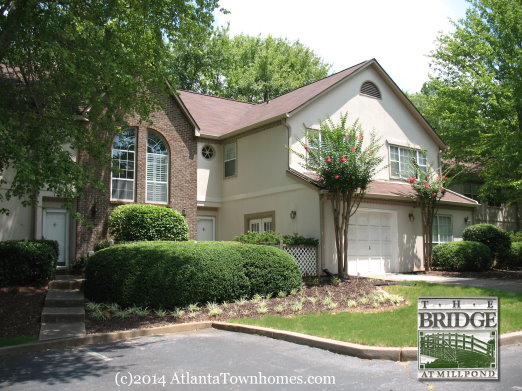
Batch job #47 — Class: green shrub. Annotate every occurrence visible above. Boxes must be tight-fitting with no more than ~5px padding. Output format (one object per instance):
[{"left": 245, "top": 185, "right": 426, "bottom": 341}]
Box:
[
  {"left": 234, "top": 231, "right": 282, "bottom": 245},
  {"left": 432, "top": 241, "right": 493, "bottom": 272},
  {"left": 93, "top": 240, "right": 111, "bottom": 252},
  {"left": 509, "top": 231, "right": 522, "bottom": 243},
  {"left": 234, "top": 231, "right": 319, "bottom": 246},
  {"left": 503, "top": 242, "right": 522, "bottom": 269},
  {"left": 462, "top": 224, "right": 511, "bottom": 260},
  {"left": 85, "top": 241, "right": 301, "bottom": 309},
  {"left": 0, "top": 240, "right": 58, "bottom": 286},
  {"left": 108, "top": 204, "right": 188, "bottom": 242},
  {"left": 69, "top": 257, "right": 87, "bottom": 274}
]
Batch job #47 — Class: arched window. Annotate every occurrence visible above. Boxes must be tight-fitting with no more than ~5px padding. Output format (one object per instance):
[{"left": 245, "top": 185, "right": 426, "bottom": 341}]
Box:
[
  {"left": 146, "top": 130, "right": 169, "bottom": 203},
  {"left": 111, "top": 128, "right": 136, "bottom": 201},
  {"left": 360, "top": 81, "right": 381, "bottom": 99}
]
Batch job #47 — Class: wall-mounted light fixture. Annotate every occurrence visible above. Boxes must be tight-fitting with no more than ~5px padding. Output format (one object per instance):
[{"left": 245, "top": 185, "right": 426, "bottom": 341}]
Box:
[
  {"left": 408, "top": 212, "right": 415, "bottom": 222},
  {"left": 290, "top": 210, "right": 297, "bottom": 219},
  {"left": 182, "top": 209, "right": 186, "bottom": 217},
  {"left": 464, "top": 216, "right": 470, "bottom": 225}
]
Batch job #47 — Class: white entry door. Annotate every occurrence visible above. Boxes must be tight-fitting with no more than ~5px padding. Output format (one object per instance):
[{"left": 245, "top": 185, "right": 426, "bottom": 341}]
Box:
[
  {"left": 197, "top": 216, "right": 215, "bottom": 241},
  {"left": 43, "top": 209, "right": 69, "bottom": 266},
  {"left": 347, "top": 210, "right": 395, "bottom": 275}
]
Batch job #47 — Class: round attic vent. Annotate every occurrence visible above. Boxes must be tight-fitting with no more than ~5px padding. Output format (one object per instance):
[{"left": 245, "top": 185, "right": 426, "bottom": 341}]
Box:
[
  {"left": 360, "top": 81, "right": 381, "bottom": 99},
  {"left": 201, "top": 144, "right": 215, "bottom": 160}
]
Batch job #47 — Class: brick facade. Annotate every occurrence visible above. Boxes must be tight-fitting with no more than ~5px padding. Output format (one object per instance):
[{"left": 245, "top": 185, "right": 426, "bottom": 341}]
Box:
[{"left": 75, "top": 93, "right": 197, "bottom": 258}]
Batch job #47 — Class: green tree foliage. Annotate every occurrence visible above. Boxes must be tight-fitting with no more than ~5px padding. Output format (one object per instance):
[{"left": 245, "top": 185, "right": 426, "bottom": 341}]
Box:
[
  {"left": 0, "top": 0, "right": 219, "bottom": 213},
  {"left": 292, "top": 113, "right": 384, "bottom": 276},
  {"left": 169, "top": 29, "right": 331, "bottom": 103},
  {"left": 414, "top": 0, "right": 522, "bottom": 203},
  {"left": 408, "top": 161, "right": 450, "bottom": 270}
]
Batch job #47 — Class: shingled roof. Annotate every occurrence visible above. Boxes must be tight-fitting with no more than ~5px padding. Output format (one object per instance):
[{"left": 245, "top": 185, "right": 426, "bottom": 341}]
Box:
[
  {"left": 177, "top": 60, "right": 371, "bottom": 137},
  {"left": 286, "top": 168, "right": 478, "bottom": 206}
]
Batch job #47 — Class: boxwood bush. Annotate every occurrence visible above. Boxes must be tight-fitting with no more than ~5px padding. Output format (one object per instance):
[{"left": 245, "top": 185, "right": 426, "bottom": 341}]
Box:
[
  {"left": 504, "top": 242, "right": 522, "bottom": 269},
  {"left": 462, "top": 224, "right": 511, "bottom": 260},
  {"left": 509, "top": 231, "right": 522, "bottom": 243},
  {"left": 432, "top": 241, "right": 493, "bottom": 272},
  {"left": 0, "top": 240, "right": 58, "bottom": 287},
  {"left": 108, "top": 204, "right": 188, "bottom": 242},
  {"left": 84, "top": 241, "right": 301, "bottom": 308}
]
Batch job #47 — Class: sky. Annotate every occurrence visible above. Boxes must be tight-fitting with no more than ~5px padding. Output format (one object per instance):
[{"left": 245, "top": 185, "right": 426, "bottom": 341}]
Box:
[{"left": 214, "top": 0, "right": 470, "bottom": 93}]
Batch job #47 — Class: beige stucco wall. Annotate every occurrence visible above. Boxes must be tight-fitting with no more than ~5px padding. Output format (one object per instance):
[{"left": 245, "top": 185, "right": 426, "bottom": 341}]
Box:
[
  {"left": 197, "top": 141, "right": 222, "bottom": 207},
  {"left": 322, "top": 198, "right": 475, "bottom": 274},
  {"left": 213, "top": 124, "right": 321, "bottom": 241},
  {"left": 288, "top": 66, "right": 441, "bottom": 180}
]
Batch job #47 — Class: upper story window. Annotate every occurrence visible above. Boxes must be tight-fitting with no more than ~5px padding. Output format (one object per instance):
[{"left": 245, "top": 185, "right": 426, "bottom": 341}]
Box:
[
  {"left": 389, "top": 145, "right": 427, "bottom": 179},
  {"left": 146, "top": 131, "right": 169, "bottom": 204},
  {"left": 360, "top": 81, "right": 381, "bottom": 99},
  {"left": 224, "top": 142, "right": 237, "bottom": 178},
  {"left": 433, "top": 215, "right": 453, "bottom": 244},
  {"left": 111, "top": 128, "right": 136, "bottom": 201}
]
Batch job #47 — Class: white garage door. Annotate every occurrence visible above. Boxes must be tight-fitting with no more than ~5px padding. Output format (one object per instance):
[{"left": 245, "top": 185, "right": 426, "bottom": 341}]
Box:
[{"left": 347, "top": 211, "right": 394, "bottom": 275}]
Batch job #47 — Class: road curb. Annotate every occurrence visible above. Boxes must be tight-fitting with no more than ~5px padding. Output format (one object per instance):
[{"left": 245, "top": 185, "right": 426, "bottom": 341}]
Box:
[
  {"left": 0, "top": 321, "right": 212, "bottom": 357},
  {"left": 1, "top": 322, "right": 521, "bottom": 361},
  {"left": 212, "top": 322, "right": 416, "bottom": 362}
]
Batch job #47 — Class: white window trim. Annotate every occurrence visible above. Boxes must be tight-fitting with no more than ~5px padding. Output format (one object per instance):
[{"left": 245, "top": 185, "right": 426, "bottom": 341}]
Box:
[
  {"left": 432, "top": 215, "right": 453, "bottom": 244},
  {"left": 146, "top": 151, "right": 169, "bottom": 204},
  {"left": 388, "top": 144, "right": 427, "bottom": 180},
  {"left": 110, "top": 132, "right": 136, "bottom": 202},
  {"left": 224, "top": 142, "right": 237, "bottom": 178}
]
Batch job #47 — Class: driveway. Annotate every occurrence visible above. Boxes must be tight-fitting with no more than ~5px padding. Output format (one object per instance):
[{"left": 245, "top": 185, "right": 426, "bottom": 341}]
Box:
[
  {"left": 361, "top": 273, "right": 522, "bottom": 292},
  {"left": 1, "top": 329, "right": 521, "bottom": 390}
]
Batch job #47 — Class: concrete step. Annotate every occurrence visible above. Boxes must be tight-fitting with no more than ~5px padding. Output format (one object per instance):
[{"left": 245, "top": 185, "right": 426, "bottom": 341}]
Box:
[
  {"left": 41, "top": 306, "right": 85, "bottom": 323},
  {"left": 45, "top": 289, "right": 85, "bottom": 307},
  {"left": 39, "top": 322, "right": 86, "bottom": 341},
  {"left": 49, "top": 275, "right": 84, "bottom": 290}
]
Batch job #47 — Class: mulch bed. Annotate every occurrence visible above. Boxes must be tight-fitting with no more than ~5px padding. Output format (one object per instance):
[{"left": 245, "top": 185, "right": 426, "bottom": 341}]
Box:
[
  {"left": 0, "top": 286, "right": 47, "bottom": 337},
  {"left": 86, "top": 277, "right": 400, "bottom": 334},
  {"left": 406, "top": 269, "right": 522, "bottom": 280}
]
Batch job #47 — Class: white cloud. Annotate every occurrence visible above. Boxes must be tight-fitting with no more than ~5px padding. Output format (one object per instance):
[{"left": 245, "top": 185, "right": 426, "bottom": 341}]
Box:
[{"left": 215, "top": 0, "right": 468, "bottom": 92}]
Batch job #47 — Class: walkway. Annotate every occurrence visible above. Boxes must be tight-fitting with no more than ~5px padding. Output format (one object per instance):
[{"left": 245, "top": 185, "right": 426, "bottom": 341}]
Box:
[{"left": 360, "top": 273, "right": 522, "bottom": 292}]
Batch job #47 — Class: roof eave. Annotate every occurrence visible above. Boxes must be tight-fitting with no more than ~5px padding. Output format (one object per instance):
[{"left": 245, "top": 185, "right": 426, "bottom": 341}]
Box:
[
  {"left": 165, "top": 80, "right": 201, "bottom": 135},
  {"left": 200, "top": 113, "right": 289, "bottom": 140}
]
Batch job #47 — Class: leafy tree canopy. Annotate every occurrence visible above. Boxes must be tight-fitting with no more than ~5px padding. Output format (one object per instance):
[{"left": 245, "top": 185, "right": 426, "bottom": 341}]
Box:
[
  {"left": 411, "top": 0, "right": 522, "bottom": 203},
  {"left": 0, "top": 0, "right": 219, "bottom": 213},
  {"left": 169, "top": 28, "right": 331, "bottom": 103}
]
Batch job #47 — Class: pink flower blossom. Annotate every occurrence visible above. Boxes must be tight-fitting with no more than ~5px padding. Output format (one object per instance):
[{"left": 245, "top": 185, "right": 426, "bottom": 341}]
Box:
[
  {"left": 304, "top": 145, "right": 309, "bottom": 150},
  {"left": 409, "top": 177, "right": 416, "bottom": 184},
  {"left": 335, "top": 175, "right": 340, "bottom": 180},
  {"left": 326, "top": 157, "right": 331, "bottom": 163},
  {"left": 340, "top": 156, "right": 346, "bottom": 162},
  {"left": 351, "top": 146, "right": 356, "bottom": 152},
  {"left": 425, "top": 183, "right": 430, "bottom": 188},
  {"left": 433, "top": 192, "right": 437, "bottom": 197},
  {"left": 358, "top": 135, "right": 363, "bottom": 141}
]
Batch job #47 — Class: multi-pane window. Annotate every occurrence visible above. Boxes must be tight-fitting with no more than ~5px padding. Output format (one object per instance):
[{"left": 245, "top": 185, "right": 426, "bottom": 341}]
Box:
[
  {"left": 389, "top": 145, "right": 427, "bottom": 179},
  {"left": 249, "top": 217, "right": 273, "bottom": 233},
  {"left": 224, "top": 142, "right": 237, "bottom": 178},
  {"left": 433, "top": 215, "right": 453, "bottom": 243},
  {"left": 146, "top": 131, "right": 169, "bottom": 204},
  {"left": 111, "top": 128, "right": 136, "bottom": 201}
]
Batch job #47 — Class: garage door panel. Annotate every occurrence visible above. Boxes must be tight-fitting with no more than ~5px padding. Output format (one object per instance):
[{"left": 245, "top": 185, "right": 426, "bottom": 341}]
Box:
[{"left": 346, "top": 210, "right": 395, "bottom": 274}]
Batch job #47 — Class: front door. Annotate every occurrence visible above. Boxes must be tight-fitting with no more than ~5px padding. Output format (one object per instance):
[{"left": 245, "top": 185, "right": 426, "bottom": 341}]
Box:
[
  {"left": 43, "top": 209, "right": 69, "bottom": 266},
  {"left": 197, "top": 216, "right": 215, "bottom": 241}
]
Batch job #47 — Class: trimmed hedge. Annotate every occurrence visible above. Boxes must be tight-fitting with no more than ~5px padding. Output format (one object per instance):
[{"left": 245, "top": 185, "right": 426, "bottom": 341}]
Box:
[
  {"left": 462, "top": 224, "right": 511, "bottom": 260},
  {"left": 84, "top": 241, "right": 302, "bottom": 308},
  {"left": 0, "top": 240, "right": 58, "bottom": 287},
  {"left": 432, "top": 241, "right": 493, "bottom": 272},
  {"left": 510, "top": 231, "right": 522, "bottom": 243},
  {"left": 108, "top": 204, "right": 188, "bottom": 242},
  {"left": 234, "top": 231, "right": 319, "bottom": 246},
  {"left": 504, "top": 242, "right": 522, "bottom": 269}
]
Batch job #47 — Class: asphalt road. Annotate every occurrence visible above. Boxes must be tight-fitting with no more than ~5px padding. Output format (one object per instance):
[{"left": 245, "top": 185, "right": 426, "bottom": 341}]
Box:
[{"left": 1, "top": 329, "right": 521, "bottom": 391}]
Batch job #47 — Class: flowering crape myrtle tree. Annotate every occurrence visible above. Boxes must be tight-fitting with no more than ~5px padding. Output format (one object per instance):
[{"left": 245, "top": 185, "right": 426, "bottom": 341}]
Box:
[
  {"left": 293, "top": 113, "right": 384, "bottom": 277},
  {"left": 408, "top": 160, "right": 449, "bottom": 271}
]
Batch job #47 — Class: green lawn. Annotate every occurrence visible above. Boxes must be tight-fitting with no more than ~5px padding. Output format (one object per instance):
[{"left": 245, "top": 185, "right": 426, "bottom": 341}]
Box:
[
  {"left": 0, "top": 336, "right": 38, "bottom": 348},
  {"left": 230, "top": 282, "right": 522, "bottom": 347}
]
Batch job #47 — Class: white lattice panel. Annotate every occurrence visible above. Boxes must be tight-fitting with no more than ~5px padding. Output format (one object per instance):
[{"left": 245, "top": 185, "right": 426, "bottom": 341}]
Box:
[{"left": 283, "top": 245, "right": 317, "bottom": 276}]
